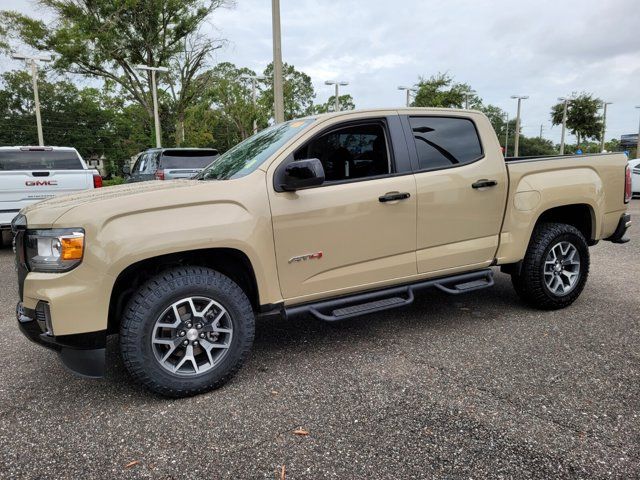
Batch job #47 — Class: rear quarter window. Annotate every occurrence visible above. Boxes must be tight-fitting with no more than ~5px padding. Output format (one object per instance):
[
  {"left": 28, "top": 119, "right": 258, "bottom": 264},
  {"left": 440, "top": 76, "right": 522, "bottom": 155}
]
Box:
[
  {"left": 0, "top": 150, "right": 83, "bottom": 170},
  {"left": 409, "top": 116, "right": 483, "bottom": 170}
]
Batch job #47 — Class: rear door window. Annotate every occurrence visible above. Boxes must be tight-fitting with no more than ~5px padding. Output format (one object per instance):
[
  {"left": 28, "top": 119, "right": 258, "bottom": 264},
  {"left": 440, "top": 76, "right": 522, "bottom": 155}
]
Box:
[
  {"left": 0, "top": 150, "right": 83, "bottom": 170},
  {"left": 161, "top": 150, "right": 219, "bottom": 169},
  {"left": 409, "top": 117, "right": 483, "bottom": 170}
]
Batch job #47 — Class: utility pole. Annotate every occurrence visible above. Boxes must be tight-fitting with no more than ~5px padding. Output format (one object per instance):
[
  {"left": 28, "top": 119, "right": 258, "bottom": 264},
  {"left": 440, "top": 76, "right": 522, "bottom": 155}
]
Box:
[
  {"left": 558, "top": 96, "right": 573, "bottom": 155},
  {"left": 11, "top": 53, "right": 52, "bottom": 146},
  {"left": 398, "top": 86, "right": 417, "bottom": 107},
  {"left": 539, "top": 124, "right": 544, "bottom": 139},
  {"left": 241, "top": 75, "right": 267, "bottom": 134},
  {"left": 271, "top": 0, "right": 285, "bottom": 123},
  {"left": 464, "top": 90, "right": 477, "bottom": 110},
  {"left": 511, "top": 95, "right": 528, "bottom": 157},
  {"left": 600, "top": 102, "right": 612, "bottom": 152},
  {"left": 503, "top": 113, "right": 510, "bottom": 157},
  {"left": 324, "top": 80, "right": 349, "bottom": 111},
  {"left": 636, "top": 106, "right": 640, "bottom": 159},
  {"left": 135, "top": 64, "right": 169, "bottom": 148}
]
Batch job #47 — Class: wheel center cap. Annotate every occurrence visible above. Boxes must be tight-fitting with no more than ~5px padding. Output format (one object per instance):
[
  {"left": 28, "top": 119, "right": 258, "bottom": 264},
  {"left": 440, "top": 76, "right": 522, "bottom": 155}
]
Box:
[{"left": 186, "top": 328, "right": 199, "bottom": 341}]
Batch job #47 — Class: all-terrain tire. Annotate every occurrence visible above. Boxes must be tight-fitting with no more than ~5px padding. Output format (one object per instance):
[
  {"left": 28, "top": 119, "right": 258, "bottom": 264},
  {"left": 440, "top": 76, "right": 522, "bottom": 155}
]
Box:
[
  {"left": 120, "top": 266, "right": 255, "bottom": 398},
  {"left": 511, "top": 222, "right": 589, "bottom": 310}
]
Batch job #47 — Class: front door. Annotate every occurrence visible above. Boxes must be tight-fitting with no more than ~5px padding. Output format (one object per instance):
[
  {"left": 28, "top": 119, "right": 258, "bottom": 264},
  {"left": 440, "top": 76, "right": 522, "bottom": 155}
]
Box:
[{"left": 268, "top": 118, "right": 417, "bottom": 302}]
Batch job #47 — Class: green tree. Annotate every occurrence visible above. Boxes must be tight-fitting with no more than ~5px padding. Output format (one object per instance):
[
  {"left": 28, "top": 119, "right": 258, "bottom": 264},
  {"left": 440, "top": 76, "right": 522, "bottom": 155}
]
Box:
[
  {"left": 550, "top": 93, "right": 603, "bottom": 146},
  {"left": 259, "top": 63, "right": 315, "bottom": 120},
  {"left": 313, "top": 94, "right": 355, "bottom": 114},
  {"left": 1, "top": 0, "right": 228, "bottom": 144},
  {"left": 412, "top": 73, "right": 478, "bottom": 109}
]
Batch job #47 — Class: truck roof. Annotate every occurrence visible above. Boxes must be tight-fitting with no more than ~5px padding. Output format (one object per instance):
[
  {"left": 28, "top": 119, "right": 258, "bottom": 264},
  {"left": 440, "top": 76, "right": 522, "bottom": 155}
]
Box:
[
  {"left": 0, "top": 146, "right": 79, "bottom": 151},
  {"left": 303, "top": 107, "right": 483, "bottom": 121}
]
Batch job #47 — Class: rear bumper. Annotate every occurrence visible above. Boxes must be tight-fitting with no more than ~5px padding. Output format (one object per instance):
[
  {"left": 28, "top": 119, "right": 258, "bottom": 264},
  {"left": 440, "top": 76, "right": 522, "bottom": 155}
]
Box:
[
  {"left": 16, "top": 302, "right": 106, "bottom": 378},
  {"left": 604, "top": 214, "right": 631, "bottom": 244}
]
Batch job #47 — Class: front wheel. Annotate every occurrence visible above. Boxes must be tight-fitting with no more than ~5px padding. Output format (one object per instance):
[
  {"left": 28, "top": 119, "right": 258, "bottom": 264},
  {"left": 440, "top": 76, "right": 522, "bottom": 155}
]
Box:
[
  {"left": 511, "top": 222, "right": 590, "bottom": 310},
  {"left": 120, "top": 266, "right": 255, "bottom": 397}
]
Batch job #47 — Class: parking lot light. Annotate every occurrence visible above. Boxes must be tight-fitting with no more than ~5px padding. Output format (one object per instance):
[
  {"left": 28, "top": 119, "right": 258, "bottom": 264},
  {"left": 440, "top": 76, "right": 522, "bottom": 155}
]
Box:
[
  {"left": 325, "top": 80, "right": 349, "bottom": 112},
  {"left": 134, "top": 64, "right": 169, "bottom": 148},
  {"left": 511, "top": 95, "right": 529, "bottom": 157}
]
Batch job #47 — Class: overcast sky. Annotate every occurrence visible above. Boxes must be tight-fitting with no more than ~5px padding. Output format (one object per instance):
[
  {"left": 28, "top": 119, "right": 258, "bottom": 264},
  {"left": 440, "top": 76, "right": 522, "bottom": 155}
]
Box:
[{"left": 6, "top": 0, "right": 640, "bottom": 146}]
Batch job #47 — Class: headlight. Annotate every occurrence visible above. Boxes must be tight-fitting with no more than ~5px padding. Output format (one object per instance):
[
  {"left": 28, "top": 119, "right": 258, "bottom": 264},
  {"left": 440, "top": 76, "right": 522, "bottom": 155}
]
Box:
[{"left": 24, "top": 229, "right": 85, "bottom": 273}]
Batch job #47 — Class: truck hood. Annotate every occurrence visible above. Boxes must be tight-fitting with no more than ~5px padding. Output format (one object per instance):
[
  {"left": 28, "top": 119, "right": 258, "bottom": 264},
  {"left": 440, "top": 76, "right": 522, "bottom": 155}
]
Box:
[{"left": 22, "top": 180, "right": 199, "bottom": 227}]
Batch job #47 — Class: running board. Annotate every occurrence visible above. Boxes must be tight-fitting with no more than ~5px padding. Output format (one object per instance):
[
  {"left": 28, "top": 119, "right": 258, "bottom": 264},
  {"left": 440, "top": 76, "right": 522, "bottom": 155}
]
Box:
[{"left": 285, "top": 269, "right": 494, "bottom": 322}]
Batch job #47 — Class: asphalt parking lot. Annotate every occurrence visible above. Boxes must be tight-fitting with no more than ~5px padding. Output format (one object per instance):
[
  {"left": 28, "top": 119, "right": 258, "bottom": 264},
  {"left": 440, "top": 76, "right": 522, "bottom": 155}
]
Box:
[{"left": 0, "top": 201, "right": 638, "bottom": 479}]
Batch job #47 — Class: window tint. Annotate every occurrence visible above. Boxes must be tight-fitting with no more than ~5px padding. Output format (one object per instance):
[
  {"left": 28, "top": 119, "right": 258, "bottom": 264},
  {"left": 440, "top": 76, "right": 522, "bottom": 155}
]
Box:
[
  {"left": 409, "top": 116, "right": 482, "bottom": 170},
  {"left": 294, "top": 123, "right": 390, "bottom": 182},
  {"left": 0, "top": 150, "right": 83, "bottom": 170},
  {"left": 161, "top": 151, "right": 219, "bottom": 169}
]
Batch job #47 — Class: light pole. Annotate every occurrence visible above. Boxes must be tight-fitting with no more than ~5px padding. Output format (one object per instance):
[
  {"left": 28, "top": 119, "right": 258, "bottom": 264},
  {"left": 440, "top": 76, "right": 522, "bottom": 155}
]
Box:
[
  {"left": 398, "top": 86, "right": 417, "bottom": 107},
  {"left": 241, "top": 75, "right": 267, "bottom": 134},
  {"left": 135, "top": 64, "right": 169, "bottom": 148},
  {"left": 324, "top": 80, "right": 349, "bottom": 112},
  {"left": 539, "top": 124, "right": 544, "bottom": 139},
  {"left": 511, "top": 95, "right": 528, "bottom": 157},
  {"left": 503, "top": 113, "right": 510, "bottom": 157},
  {"left": 558, "top": 96, "right": 573, "bottom": 155},
  {"left": 636, "top": 106, "right": 640, "bottom": 159},
  {"left": 600, "top": 101, "right": 612, "bottom": 152},
  {"left": 271, "top": 0, "right": 285, "bottom": 123},
  {"left": 464, "top": 90, "right": 477, "bottom": 110},
  {"left": 11, "top": 53, "right": 52, "bottom": 146}
]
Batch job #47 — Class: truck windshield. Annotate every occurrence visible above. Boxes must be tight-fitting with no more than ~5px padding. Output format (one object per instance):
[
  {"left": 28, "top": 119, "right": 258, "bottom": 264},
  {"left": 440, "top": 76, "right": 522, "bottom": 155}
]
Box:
[
  {"left": 197, "top": 118, "right": 315, "bottom": 180},
  {"left": 0, "top": 150, "right": 83, "bottom": 170}
]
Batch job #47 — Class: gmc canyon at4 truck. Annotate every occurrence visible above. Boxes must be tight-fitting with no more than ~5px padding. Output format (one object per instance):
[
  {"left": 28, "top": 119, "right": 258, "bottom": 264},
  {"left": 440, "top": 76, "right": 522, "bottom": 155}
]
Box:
[{"left": 13, "top": 108, "right": 632, "bottom": 397}]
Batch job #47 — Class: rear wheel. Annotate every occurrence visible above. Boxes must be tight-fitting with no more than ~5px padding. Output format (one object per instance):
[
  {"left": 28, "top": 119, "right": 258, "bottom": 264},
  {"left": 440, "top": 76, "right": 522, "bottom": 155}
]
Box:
[
  {"left": 511, "top": 223, "right": 589, "bottom": 310},
  {"left": 120, "top": 266, "right": 255, "bottom": 397}
]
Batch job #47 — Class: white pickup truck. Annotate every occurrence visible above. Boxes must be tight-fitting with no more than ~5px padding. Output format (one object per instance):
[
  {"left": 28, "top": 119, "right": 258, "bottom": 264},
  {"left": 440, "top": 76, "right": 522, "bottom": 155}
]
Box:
[{"left": 0, "top": 146, "right": 102, "bottom": 244}]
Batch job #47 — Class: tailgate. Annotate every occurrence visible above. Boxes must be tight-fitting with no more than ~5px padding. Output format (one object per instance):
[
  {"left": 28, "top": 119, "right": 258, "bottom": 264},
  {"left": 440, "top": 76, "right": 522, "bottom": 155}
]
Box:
[{"left": 0, "top": 170, "right": 92, "bottom": 214}]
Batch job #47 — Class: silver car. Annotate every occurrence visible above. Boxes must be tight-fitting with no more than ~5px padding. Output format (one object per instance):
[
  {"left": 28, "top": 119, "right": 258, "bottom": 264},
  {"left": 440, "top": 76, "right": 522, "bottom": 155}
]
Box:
[{"left": 124, "top": 148, "right": 219, "bottom": 182}]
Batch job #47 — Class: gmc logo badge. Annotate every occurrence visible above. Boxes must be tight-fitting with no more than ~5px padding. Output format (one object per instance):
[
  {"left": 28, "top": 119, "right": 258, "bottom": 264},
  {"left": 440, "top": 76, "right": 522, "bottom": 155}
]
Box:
[{"left": 25, "top": 180, "right": 57, "bottom": 186}]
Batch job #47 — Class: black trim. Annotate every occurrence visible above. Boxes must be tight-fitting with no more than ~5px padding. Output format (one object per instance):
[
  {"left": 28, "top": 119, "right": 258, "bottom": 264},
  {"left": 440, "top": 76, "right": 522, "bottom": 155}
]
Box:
[
  {"left": 16, "top": 302, "right": 106, "bottom": 377},
  {"left": 505, "top": 152, "right": 618, "bottom": 164},
  {"left": 0, "top": 209, "right": 20, "bottom": 214},
  {"left": 604, "top": 214, "right": 631, "bottom": 244},
  {"left": 285, "top": 269, "right": 494, "bottom": 322}
]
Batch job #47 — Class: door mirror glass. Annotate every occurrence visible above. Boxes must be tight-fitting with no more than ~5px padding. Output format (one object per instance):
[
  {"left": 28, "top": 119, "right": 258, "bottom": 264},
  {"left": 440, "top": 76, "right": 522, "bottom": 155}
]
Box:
[{"left": 281, "top": 158, "right": 325, "bottom": 191}]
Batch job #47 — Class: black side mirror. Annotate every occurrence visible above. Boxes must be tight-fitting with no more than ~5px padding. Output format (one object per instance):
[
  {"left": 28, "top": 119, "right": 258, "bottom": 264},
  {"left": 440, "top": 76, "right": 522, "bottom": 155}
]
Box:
[
  {"left": 122, "top": 164, "right": 131, "bottom": 175},
  {"left": 280, "top": 158, "right": 325, "bottom": 191}
]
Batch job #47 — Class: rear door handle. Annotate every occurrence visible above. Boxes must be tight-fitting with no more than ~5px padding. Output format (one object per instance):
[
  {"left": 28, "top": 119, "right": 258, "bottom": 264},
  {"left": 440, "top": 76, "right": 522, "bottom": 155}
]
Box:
[
  {"left": 379, "top": 191, "right": 411, "bottom": 203},
  {"left": 472, "top": 179, "right": 497, "bottom": 189}
]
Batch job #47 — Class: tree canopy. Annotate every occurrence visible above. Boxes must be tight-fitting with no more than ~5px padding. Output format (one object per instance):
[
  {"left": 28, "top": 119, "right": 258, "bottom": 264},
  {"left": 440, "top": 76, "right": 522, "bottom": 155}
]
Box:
[{"left": 550, "top": 93, "right": 603, "bottom": 146}]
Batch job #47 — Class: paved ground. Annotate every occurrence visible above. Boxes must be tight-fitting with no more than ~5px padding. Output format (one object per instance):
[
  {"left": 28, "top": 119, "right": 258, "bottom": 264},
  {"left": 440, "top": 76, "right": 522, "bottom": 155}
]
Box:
[{"left": 0, "top": 201, "right": 638, "bottom": 479}]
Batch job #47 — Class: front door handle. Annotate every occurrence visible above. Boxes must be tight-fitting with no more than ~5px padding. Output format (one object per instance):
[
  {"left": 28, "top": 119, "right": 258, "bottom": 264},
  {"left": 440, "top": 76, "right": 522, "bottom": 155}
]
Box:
[
  {"left": 472, "top": 179, "right": 498, "bottom": 189},
  {"left": 379, "top": 191, "right": 411, "bottom": 203}
]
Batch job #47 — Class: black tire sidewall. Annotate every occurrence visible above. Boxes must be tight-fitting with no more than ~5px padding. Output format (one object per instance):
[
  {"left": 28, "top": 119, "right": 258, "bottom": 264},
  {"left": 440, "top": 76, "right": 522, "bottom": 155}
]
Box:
[
  {"left": 120, "top": 267, "right": 254, "bottom": 396},
  {"left": 538, "top": 231, "right": 588, "bottom": 301}
]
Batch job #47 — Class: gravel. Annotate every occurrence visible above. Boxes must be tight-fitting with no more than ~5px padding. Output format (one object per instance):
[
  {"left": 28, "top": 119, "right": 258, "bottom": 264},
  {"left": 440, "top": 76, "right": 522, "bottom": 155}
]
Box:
[{"left": 0, "top": 200, "right": 638, "bottom": 479}]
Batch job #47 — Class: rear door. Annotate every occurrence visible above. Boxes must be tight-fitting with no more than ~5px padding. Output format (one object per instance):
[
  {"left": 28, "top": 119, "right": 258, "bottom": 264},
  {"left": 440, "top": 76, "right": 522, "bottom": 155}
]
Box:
[
  {"left": 268, "top": 115, "right": 417, "bottom": 301},
  {"left": 160, "top": 150, "right": 219, "bottom": 179},
  {"left": 0, "top": 148, "right": 91, "bottom": 223},
  {"left": 402, "top": 114, "right": 508, "bottom": 274}
]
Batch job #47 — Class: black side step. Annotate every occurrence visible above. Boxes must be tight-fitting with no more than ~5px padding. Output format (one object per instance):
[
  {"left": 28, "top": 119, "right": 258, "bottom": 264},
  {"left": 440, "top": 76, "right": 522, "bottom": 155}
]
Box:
[{"left": 286, "top": 269, "right": 494, "bottom": 322}]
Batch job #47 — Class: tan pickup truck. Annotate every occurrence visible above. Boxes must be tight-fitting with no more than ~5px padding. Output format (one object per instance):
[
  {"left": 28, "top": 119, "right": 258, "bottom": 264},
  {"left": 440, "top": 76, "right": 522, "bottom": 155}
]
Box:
[{"left": 12, "top": 108, "right": 632, "bottom": 397}]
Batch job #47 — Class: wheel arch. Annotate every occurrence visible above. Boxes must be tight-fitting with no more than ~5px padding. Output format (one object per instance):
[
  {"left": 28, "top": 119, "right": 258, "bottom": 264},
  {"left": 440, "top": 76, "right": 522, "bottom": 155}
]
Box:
[
  {"left": 533, "top": 203, "right": 596, "bottom": 243},
  {"left": 107, "top": 248, "right": 260, "bottom": 334}
]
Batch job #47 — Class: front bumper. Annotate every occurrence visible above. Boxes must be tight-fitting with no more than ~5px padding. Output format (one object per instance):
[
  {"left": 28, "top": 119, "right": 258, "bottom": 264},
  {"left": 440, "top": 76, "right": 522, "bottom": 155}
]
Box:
[
  {"left": 16, "top": 302, "right": 106, "bottom": 378},
  {"left": 605, "top": 213, "right": 631, "bottom": 244}
]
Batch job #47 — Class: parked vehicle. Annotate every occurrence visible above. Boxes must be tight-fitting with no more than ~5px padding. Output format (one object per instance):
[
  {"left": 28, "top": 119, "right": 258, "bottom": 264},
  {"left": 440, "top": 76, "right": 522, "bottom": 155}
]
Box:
[
  {"left": 0, "top": 146, "right": 101, "bottom": 246},
  {"left": 124, "top": 148, "right": 219, "bottom": 182},
  {"left": 629, "top": 158, "right": 640, "bottom": 197},
  {"left": 12, "top": 108, "right": 631, "bottom": 397}
]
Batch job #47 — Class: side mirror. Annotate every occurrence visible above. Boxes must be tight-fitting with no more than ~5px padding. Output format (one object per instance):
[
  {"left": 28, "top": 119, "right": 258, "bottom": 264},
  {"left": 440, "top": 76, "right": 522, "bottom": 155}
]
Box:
[
  {"left": 122, "top": 164, "right": 131, "bottom": 175},
  {"left": 280, "top": 158, "right": 325, "bottom": 191}
]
